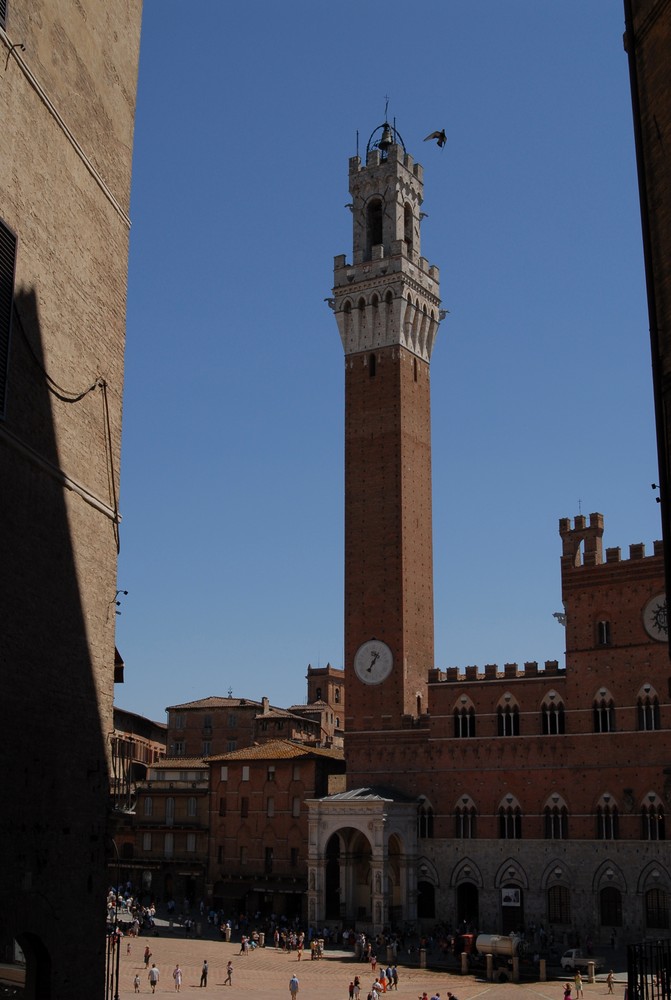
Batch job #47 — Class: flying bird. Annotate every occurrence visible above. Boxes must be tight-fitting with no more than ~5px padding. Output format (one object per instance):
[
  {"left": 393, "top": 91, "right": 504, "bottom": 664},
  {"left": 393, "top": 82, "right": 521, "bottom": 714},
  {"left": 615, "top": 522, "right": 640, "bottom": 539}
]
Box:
[{"left": 424, "top": 129, "right": 447, "bottom": 148}]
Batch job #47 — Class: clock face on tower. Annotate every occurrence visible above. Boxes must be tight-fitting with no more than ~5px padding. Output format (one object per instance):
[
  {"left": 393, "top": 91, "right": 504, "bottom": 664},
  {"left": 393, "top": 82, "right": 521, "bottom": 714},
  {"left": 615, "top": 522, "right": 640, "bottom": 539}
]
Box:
[
  {"left": 353, "top": 639, "right": 394, "bottom": 685},
  {"left": 643, "top": 592, "right": 668, "bottom": 642}
]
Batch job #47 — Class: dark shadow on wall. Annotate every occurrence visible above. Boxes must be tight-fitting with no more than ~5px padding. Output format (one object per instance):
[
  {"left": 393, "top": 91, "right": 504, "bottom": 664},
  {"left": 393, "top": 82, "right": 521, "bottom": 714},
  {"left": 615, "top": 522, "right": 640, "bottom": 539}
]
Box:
[{"left": 0, "top": 287, "right": 113, "bottom": 999}]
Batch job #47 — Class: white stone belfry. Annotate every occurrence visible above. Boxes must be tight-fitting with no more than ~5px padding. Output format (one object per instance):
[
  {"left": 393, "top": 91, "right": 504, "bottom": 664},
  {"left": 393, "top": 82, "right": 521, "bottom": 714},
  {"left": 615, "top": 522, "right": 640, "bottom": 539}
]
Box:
[{"left": 332, "top": 129, "right": 443, "bottom": 362}]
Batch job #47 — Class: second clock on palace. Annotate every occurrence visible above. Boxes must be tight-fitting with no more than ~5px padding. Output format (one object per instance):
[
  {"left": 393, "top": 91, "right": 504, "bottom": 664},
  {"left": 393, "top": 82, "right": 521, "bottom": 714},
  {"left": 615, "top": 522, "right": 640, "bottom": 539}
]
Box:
[{"left": 353, "top": 639, "right": 394, "bottom": 685}]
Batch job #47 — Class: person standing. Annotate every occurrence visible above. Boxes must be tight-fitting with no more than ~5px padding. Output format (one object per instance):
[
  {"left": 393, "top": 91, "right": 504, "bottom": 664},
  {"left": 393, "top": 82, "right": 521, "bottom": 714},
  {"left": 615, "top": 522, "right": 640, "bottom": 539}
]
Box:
[
  {"left": 200, "top": 960, "right": 209, "bottom": 987},
  {"left": 290, "top": 974, "right": 300, "bottom": 1000},
  {"left": 607, "top": 971, "right": 615, "bottom": 994},
  {"left": 148, "top": 964, "right": 160, "bottom": 994},
  {"left": 173, "top": 964, "right": 183, "bottom": 992},
  {"left": 574, "top": 972, "right": 584, "bottom": 998},
  {"left": 144, "top": 946, "right": 152, "bottom": 968},
  {"left": 225, "top": 960, "right": 233, "bottom": 986},
  {"left": 133, "top": 974, "right": 141, "bottom": 993}
]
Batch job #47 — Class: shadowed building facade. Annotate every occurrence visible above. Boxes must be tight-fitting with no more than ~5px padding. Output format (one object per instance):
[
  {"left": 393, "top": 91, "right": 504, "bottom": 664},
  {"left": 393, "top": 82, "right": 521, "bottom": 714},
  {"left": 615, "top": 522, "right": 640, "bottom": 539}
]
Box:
[{"left": 0, "top": 2, "right": 142, "bottom": 996}]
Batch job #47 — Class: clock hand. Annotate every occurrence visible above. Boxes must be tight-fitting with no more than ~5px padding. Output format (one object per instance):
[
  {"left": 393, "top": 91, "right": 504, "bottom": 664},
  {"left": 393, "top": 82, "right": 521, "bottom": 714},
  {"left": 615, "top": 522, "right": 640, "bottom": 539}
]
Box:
[{"left": 367, "top": 650, "right": 380, "bottom": 672}]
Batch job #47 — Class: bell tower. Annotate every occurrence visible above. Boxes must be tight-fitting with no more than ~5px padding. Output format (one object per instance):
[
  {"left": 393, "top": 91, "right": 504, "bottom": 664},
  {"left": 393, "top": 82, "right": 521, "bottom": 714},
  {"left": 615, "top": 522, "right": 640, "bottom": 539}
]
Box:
[{"left": 332, "top": 122, "right": 443, "bottom": 733}]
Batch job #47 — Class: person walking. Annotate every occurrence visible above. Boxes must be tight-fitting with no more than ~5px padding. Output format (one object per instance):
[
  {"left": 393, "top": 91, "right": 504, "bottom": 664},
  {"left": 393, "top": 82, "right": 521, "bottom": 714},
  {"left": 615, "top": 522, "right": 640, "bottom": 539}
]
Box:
[
  {"left": 200, "top": 960, "right": 209, "bottom": 987},
  {"left": 173, "top": 964, "right": 183, "bottom": 992},
  {"left": 607, "top": 971, "right": 615, "bottom": 994},
  {"left": 144, "top": 946, "right": 152, "bottom": 968},
  {"left": 133, "top": 973, "right": 141, "bottom": 993},
  {"left": 148, "top": 963, "right": 160, "bottom": 994},
  {"left": 290, "top": 974, "right": 300, "bottom": 1000},
  {"left": 225, "top": 960, "right": 233, "bottom": 986}
]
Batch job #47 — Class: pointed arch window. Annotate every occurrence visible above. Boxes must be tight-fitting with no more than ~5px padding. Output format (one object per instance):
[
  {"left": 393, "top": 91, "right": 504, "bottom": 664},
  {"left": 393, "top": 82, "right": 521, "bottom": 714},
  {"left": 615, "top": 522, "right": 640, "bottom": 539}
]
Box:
[
  {"left": 541, "top": 692, "right": 565, "bottom": 734},
  {"left": 497, "top": 699, "right": 519, "bottom": 736},
  {"left": 417, "top": 799, "right": 434, "bottom": 838},
  {"left": 646, "top": 888, "right": 669, "bottom": 929},
  {"left": 499, "top": 797, "right": 522, "bottom": 839},
  {"left": 600, "top": 886, "right": 622, "bottom": 926},
  {"left": 596, "top": 795, "right": 618, "bottom": 839},
  {"left": 593, "top": 691, "right": 615, "bottom": 733},
  {"left": 638, "top": 688, "right": 660, "bottom": 731},
  {"left": 548, "top": 884, "right": 571, "bottom": 924},
  {"left": 455, "top": 797, "right": 476, "bottom": 838},
  {"left": 454, "top": 699, "right": 476, "bottom": 738},
  {"left": 642, "top": 797, "right": 665, "bottom": 840},
  {"left": 544, "top": 797, "right": 568, "bottom": 839}
]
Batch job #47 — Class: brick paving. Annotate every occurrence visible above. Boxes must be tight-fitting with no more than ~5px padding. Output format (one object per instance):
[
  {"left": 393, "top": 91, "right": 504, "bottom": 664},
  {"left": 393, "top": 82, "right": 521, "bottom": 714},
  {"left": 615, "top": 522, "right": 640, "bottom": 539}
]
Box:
[{"left": 113, "top": 929, "right": 625, "bottom": 1000}]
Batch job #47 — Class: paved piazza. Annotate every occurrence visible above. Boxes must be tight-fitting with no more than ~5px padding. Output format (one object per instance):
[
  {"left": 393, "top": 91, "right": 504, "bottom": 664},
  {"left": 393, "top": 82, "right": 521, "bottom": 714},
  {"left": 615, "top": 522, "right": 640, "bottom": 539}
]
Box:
[{"left": 113, "top": 932, "right": 624, "bottom": 1000}]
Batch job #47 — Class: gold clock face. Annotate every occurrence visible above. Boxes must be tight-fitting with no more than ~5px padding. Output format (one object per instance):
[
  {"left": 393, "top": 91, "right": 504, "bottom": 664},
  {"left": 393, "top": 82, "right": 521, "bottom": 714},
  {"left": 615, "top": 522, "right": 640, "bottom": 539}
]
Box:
[
  {"left": 643, "top": 592, "right": 668, "bottom": 642},
  {"left": 353, "top": 639, "right": 393, "bottom": 685}
]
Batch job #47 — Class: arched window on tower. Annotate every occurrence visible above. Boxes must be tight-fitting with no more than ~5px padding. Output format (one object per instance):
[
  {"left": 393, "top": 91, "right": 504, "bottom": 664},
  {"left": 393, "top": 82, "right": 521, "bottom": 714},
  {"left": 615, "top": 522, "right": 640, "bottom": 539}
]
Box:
[
  {"left": 367, "top": 199, "right": 383, "bottom": 258},
  {"left": 638, "top": 686, "right": 660, "bottom": 731},
  {"left": 417, "top": 798, "right": 434, "bottom": 838},
  {"left": 541, "top": 691, "right": 565, "bottom": 734}
]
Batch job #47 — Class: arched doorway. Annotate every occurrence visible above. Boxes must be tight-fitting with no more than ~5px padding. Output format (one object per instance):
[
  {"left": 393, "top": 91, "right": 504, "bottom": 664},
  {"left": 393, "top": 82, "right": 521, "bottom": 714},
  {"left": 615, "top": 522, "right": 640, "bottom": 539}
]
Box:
[
  {"left": 457, "top": 882, "right": 479, "bottom": 928},
  {"left": 417, "top": 881, "right": 435, "bottom": 919},
  {"left": 501, "top": 885, "right": 524, "bottom": 934},
  {"left": 16, "top": 932, "right": 51, "bottom": 1000},
  {"left": 325, "top": 834, "right": 341, "bottom": 919}
]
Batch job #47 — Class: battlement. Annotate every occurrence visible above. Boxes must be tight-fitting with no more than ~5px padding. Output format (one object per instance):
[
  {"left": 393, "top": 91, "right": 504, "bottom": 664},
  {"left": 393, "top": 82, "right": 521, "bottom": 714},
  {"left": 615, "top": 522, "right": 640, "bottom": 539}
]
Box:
[
  {"left": 428, "top": 660, "right": 564, "bottom": 684},
  {"left": 559, "top": 512, "right": 662, "bottom": 568},
  {"left": 350, "top": 144, "right": 424, "bottom": 182}
]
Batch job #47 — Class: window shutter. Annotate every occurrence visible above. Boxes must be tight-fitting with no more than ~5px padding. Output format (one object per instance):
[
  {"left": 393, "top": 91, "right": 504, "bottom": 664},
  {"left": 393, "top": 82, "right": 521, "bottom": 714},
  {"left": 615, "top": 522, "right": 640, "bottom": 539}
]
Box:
[{"left": 0, "top": 220, "right": 17, "bottom": 417}]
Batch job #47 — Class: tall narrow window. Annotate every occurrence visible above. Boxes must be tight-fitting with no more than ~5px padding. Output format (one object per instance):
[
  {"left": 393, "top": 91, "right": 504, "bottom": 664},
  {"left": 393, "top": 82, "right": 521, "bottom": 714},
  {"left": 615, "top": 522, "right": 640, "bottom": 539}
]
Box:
[
  {"left": 499, "top": 804, "right": 522, "bottom": 839},
  {"left": 367, "top": 199, "right": 383, "bottom": 257},
  {"left": 165, "top": 797, "right": 175, "bottom": 826},
  {"left": 646, "top": 888, "right": 669, "bottom": 929},
  {"left": 596, "top": 799, "right": 618, "bottom": 839},
  {"left": 597, "top": 620, "right": 611, "bottom": 645},
  {"left": 638, "top": 692, "right": 660, "bottom": 731},
  {"left": 455, "top": 801, "right": 476, "bottom": 839},
  {"left": 404, "top": 204, "right": 413, "bottom": 250},
  {"left": 594, "top": 695, "right": 615, "bottom": 733},
  {"left": 544, "top": 804, "right": 568, "bottom": 839},
  {"left": 265, "top": 847, "right": 274, "bottom": 874},
  {"left": 369, "top": 352, "right": 376, "bottom": 377},
  {"left": 541, "top": 696, "right": 565, "bottom": 735},
  {"left": 0, "top": 219, "right": 17, "bottom": 418},
  {"left": 498, "top": 703, "right": 519, "bottom": 736},
  {"left": 642, "top": 801, "right": 665, "bottom": 840},
  {"left": 548, "top": 885, "right": 571, "bottom": 924},
  {"left": 454, "top": 705, "right": 476, "bottom": 738},
  {"left": 240, "top": 797, "right": 249, "bottom": 818},
  {"left": 417, "top": 800, "right": 434, "bottom": 838}
]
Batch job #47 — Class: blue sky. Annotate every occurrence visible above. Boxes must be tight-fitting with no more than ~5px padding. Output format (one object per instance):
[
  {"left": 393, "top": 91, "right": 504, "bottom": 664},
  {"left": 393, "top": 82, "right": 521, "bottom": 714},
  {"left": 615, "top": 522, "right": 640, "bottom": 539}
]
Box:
[{"left": 115, "top": 3, "right": 661, "bottom": 723}]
